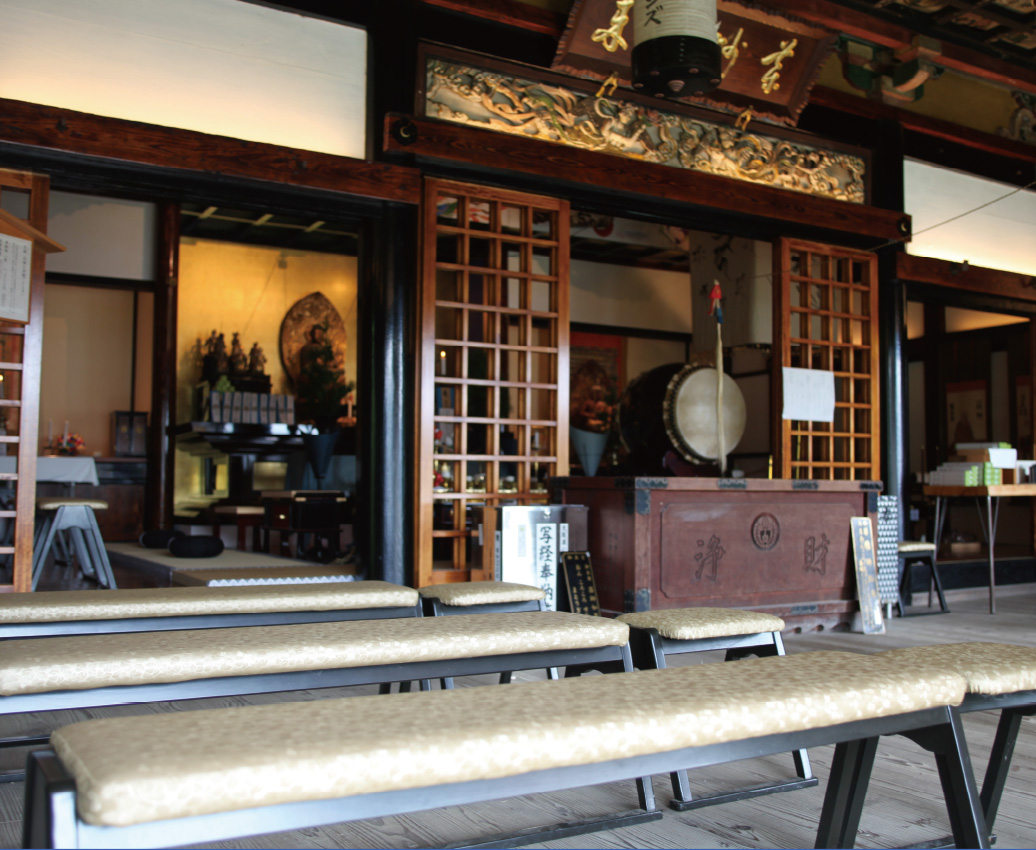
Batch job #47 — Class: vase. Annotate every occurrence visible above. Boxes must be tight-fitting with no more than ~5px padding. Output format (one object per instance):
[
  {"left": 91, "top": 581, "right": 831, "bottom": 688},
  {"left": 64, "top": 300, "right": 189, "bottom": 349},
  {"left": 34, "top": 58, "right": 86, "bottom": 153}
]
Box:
[
  {"left": 570, "top": 426, "right": 609, "bottom": 477},
  {"left": 301, "top": 430, "right": 339, "bottom": 490}
]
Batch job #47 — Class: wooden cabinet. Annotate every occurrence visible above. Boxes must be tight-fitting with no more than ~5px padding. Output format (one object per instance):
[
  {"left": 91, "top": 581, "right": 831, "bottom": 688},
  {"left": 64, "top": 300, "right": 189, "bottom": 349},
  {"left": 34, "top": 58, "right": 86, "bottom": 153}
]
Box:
[{"left": 553, "top": 476, "right": 880, "bottom": 631}]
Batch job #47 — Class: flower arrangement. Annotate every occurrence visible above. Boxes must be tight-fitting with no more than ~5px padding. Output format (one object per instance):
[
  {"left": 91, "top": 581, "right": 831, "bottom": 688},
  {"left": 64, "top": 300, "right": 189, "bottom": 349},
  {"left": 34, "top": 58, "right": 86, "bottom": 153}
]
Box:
[{"left": 56, "top": 433, "right": 85, "bottom": 456}]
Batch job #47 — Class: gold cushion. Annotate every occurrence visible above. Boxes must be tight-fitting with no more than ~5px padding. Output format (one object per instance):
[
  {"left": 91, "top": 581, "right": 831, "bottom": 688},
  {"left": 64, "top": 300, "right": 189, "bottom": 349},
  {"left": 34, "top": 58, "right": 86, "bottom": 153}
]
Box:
[
  {"left": 0, "top": 611, "right": 627, "bottom": 696},
  {"left": 418, "top": 581, "right": 544, "bottom": 606},
  {"left": 37, "top": 497, "right": 108, "bottom": 511},
  {"left": 51, "top": 650, "right": 966, "bottom": 828},
  {"left": 617, "top": 608, "right": 785, "bottom": 640},
  {"left": 0, "top": 581, "right": 417, "bottom": 624},
  {"left": 881, "top": 642, "right": 1036, "bottom": 695},
  {"left": 898, "top": 541, "right": 937, "bottom": 554},
  {"left": 213, "top": 505, "right": 265, "bottom": 516}
]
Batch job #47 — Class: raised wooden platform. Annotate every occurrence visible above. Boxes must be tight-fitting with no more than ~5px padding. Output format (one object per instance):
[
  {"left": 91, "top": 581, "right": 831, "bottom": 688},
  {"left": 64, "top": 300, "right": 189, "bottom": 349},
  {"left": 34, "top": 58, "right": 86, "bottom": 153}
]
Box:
[{"left": 105, "top": 542, "right": 358, "bottom": 587}]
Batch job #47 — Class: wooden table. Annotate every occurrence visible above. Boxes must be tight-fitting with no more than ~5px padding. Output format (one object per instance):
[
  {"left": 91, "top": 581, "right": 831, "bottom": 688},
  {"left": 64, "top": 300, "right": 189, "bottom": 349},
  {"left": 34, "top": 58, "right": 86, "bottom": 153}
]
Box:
[
  {"left": 0, "top": 455, "right": 99, "bottom": 493},
  {"left": 923, "top": 483, "right": 1036, "bottom": 614}
]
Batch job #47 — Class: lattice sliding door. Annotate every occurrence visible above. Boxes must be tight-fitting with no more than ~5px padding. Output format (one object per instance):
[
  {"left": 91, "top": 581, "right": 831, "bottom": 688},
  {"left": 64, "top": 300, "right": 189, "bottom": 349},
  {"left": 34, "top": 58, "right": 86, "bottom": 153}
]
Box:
[
  {"left": 417, "top": 179, "right": 570, "bottom": 587},
  {"left": 775, "top": 238, "right": 880, "bottom": 481},
  {"left": 0, "top": 170, "right": 53, "bottom": 592}
]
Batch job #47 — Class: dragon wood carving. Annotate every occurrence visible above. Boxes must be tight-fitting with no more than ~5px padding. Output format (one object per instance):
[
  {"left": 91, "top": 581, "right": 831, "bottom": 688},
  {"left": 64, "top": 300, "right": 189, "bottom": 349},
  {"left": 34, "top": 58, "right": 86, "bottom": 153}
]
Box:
[{"left": 426, "top": 59, "right": 866, "bottom": 203}]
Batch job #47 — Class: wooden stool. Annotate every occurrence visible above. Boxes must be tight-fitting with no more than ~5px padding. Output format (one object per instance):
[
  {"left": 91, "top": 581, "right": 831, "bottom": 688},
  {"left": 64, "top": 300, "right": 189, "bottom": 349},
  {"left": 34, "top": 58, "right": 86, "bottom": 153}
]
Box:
[
  {"left": 212, "top": 505, "right": 264, "bottom": 551},
  {"left": 614, "top": 607, "right": 816, "bottom": 811},
  {"left": 896, "top": 540, "right": 949, "bottom": 616},
  {"left": 33, "top": 497, "right": 116, "bottom": 590}
]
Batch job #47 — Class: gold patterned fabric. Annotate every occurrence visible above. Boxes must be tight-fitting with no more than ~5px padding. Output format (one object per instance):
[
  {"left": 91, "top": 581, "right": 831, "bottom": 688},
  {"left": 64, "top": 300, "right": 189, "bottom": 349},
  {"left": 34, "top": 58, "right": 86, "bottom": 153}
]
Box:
[
  {"left": 617, "top": 608, "right": 785, "bottom": 640},
  {"left": 37, "top": 497, "right": 108, "bottom": 510},
  {"left": 51, "top": 650, "right": 966, "bottom": 828},
  {"left": 898, "top": 541, "right": 936, "bottom": 553},
  {"left": 418, "top": 581, "right": 545, "bottom": 606},
  {"left": 0, "top": 611, "right": 627, "bottom": 696},
  {"left": 881, "top": 642, "right": 1036, "bottom": 695},
  {"left": 0, "top": 582, "right": 417, "bottom": 623}
]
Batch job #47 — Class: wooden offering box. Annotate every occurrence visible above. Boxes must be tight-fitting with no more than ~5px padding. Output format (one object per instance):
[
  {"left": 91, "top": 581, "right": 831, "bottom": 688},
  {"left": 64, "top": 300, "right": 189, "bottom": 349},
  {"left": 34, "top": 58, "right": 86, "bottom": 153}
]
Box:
[{"left": 552, "top": 477, "right": 881, "bottom": 631}]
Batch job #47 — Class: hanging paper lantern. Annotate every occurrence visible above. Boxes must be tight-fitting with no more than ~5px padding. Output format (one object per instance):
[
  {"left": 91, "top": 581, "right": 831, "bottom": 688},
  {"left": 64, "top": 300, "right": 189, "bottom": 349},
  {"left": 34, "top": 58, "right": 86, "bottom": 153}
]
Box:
[{"left": 631, "top": 0, "right": 722, "bottom": 97}]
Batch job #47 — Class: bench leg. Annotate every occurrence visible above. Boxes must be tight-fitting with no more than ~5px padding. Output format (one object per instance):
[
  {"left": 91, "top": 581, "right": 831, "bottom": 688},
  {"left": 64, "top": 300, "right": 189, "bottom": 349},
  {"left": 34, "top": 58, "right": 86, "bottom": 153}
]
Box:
[
  {"left": 67, "top": 527, "right": 96, "bottom": 579},
  {"left": 815, "top": 736, "right": 878, "bottom": 849},
  {"left": 668, "top": 631, "right": 816, "bottom": 810},
  {"left": 980, "top": 706, "right": 1035, "bottom": 831},
  {"left": 82, "top": 510, "right": 117, "bottom": 589},
  {"left": 23, "top": 750, "right": 79, "bottom": 850},
  {"left": 899, "top": 711, "right": 989, "bottom": 849},
  {"left": 32, "top": 514, "right": 61, "bottom": 591}
]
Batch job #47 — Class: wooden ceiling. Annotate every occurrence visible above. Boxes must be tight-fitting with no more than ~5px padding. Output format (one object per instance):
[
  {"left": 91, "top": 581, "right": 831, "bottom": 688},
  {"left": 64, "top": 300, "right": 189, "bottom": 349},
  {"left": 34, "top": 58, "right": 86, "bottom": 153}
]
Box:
[{"left": 844, "top": 0, "right": 1036, "bottom": 65}]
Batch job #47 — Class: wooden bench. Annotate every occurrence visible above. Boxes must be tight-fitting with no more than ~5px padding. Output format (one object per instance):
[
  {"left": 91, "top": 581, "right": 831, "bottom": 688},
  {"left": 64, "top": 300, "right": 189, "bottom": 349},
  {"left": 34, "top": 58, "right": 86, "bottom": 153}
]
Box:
[
  {"left": 418, "top": 581, "right": 546, "bottom": 616},
  {"left": 1, "top": 611, "right": 631, "bottom": 784},
  {"left": 22, "top": 650, "right": 987, "bottom": 849},
  {"left": 614, "top": 607, "right": 816, "bottom": 809},
  {"left": 0, "top": 581, "right": 421, "bottom": 640},
  {"left": 418, "top": 581, "right": 549, "bottom": 688},
  {"left": 857, "top": 641, "right": 1036, "bottom": 848}
]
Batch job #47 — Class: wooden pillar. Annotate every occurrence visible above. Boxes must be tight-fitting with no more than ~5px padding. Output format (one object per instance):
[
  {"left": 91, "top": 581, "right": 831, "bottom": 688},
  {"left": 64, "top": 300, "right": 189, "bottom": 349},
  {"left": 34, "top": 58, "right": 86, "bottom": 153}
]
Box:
[
  {"left": 880, "top": 260, "right": 907, "bottom": 534},
  {"left": 357, "top": 204, "right": 417, "bottom": 586},
  {"left": 147, "top": 203, "right": 179, "bottom": 530},
  {"left": 362, "top": 0, "right": 418, "bottom": 585}
]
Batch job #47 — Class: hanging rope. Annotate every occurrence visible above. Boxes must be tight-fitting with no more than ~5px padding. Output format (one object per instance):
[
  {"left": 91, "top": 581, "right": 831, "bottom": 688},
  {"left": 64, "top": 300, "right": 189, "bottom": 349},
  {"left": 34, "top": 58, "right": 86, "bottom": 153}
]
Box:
[{"left": 709, "top": 279, "right": 726, "bottom": 474}]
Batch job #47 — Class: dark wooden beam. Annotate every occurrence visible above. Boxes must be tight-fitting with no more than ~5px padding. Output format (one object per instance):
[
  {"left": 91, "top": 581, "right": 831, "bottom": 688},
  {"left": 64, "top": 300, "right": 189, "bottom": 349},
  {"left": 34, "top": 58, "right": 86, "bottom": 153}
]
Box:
[
  {"left": 384, "top": 113, "right": 910, "bottom": 243},
  {"left": 806, "top": 86, "right": 1036, "bottom": 171},
  {"left": 773, "top": 0, "right": 1036, "bottom": 96},
  {"left": 421, "top": 0, "right": 566, "bottom": 38},
  {"left": 0, "top": 98, "right": 420, "bottom": 205},
  {"left": 897, "top": 253, "right": 1036, "bottom": 302}
]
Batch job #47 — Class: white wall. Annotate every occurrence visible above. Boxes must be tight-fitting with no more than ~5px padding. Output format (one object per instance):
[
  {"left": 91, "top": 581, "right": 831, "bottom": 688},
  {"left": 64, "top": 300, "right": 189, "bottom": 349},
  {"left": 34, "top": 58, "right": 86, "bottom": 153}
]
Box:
[
  {"left": 41, "top": 286, "right": 144, "bottom": 456},
  {"left": 46, "top": 192, "right": 155, "bottom": 280},
  {"left": 570, "top": 259, "right": 692, "bottom": 333},
  {"left": 0, "top": 0, "right": 366, "bottom": 158},
  {"left": 905, "top": 159, "right": 1036, "bottom": 276}
]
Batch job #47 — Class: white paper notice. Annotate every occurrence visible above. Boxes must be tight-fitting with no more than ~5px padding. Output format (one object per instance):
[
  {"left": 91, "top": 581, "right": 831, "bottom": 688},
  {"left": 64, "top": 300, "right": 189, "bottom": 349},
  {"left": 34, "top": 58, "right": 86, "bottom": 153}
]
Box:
[
  {"left": 0, "top": 234, "right": 31, "bottom": 324},
  {"left": 782, "top": 367, "right": 835, "bottom": 422},
  {"left": 533, "top": 522, "right": 558, "bottom": 611}
]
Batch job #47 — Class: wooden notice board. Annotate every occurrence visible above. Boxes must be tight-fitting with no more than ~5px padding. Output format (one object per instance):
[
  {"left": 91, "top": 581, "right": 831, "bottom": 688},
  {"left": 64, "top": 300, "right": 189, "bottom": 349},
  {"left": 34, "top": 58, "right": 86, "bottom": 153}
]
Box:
[
  {"left": 850, "top": 517, "right": 885, "bottom": 635},
  {"left": 561, "top": 551, "right": 600, "bottom": 617}
]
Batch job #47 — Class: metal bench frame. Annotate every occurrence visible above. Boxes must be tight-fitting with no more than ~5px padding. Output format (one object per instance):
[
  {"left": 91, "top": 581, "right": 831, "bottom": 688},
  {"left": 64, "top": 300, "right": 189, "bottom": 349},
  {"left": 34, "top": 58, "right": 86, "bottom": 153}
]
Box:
[
  {"left": 572, "top": 623, "right": 818, "bottom": 811},
  {"left": 22, "top": 704, "right": 988, "bottom": 850}
]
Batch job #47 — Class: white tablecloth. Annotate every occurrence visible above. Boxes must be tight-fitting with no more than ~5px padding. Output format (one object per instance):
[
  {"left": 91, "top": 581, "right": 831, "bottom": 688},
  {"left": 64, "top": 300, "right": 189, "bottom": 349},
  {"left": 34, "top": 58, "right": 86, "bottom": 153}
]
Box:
[{"left": 0, "top": 456, "right": 99, "bottom": 486}]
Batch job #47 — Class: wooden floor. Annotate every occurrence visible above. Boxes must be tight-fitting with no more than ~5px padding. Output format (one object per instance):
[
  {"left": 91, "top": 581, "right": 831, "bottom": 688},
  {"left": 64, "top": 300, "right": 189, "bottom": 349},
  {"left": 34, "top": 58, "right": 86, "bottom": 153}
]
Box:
[{"left": 1, "top": 581, "right": 1035, "bottom": 849}]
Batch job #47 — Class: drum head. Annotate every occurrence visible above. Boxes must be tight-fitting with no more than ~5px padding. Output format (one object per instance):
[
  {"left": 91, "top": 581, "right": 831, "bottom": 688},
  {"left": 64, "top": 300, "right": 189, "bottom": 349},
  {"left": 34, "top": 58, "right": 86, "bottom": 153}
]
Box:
[{"left": 664, "top": 366, "right": 746, "bottom": 462}]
